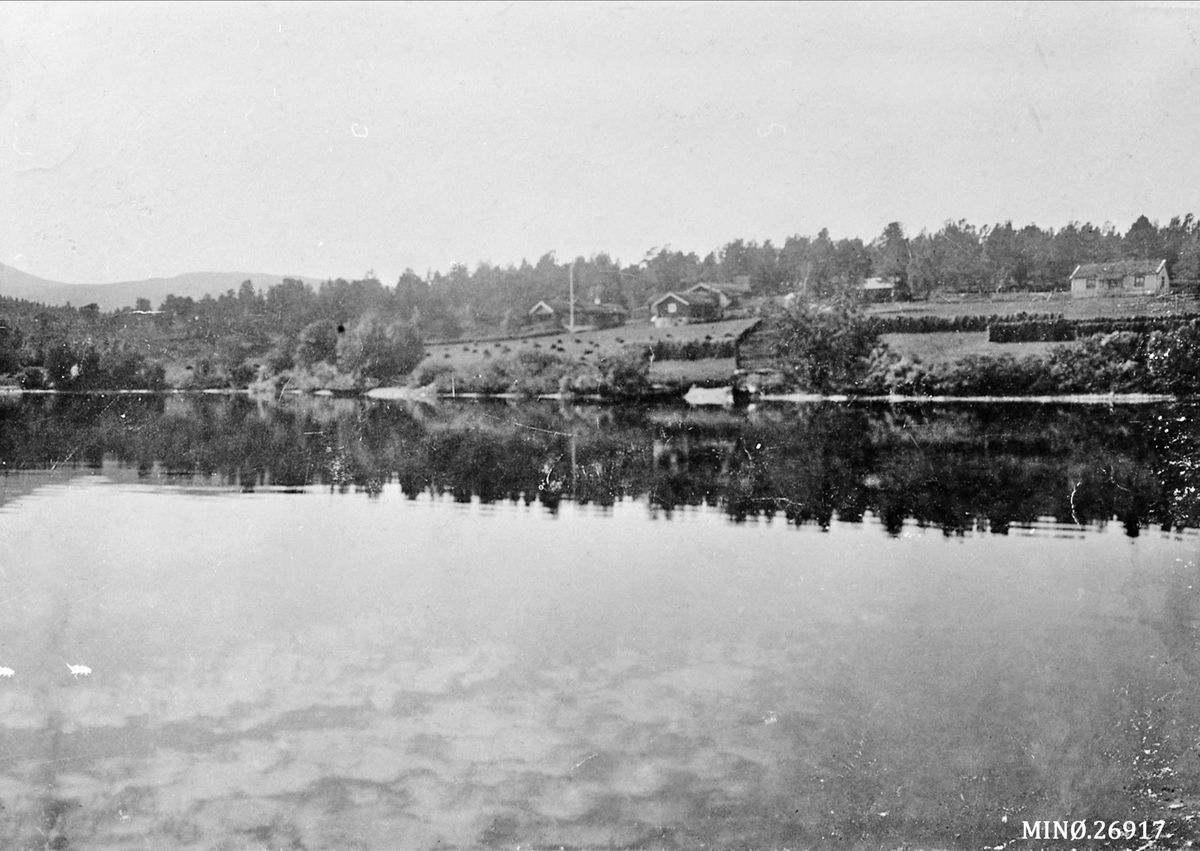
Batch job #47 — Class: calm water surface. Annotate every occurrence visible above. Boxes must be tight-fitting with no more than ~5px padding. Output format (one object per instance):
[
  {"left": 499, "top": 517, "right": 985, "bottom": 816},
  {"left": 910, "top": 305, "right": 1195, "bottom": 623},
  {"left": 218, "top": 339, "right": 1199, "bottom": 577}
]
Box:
[{"left": 0, "top": 395, "right": 1197, "bottom": 850}]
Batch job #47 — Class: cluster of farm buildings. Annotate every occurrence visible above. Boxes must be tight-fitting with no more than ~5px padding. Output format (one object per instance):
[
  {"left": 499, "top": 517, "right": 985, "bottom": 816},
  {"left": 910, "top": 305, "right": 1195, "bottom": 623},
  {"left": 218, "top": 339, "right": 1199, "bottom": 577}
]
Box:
[
  {"left": 527, "top": 277, "right": 757, "bottom": 332},
  {"left": 526, "top": 262, "right": 1174, "bottom": 332}
]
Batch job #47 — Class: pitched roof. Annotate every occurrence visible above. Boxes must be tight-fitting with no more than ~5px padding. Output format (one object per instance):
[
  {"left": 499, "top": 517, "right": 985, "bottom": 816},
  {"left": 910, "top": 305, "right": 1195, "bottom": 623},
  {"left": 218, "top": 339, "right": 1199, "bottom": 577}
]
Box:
[
  {"left": 688, "top": 280, "right": 752, "bottom": 296},
  {"left": 1071, "top": 259, "right": 1166, "bottom": 278},
  {"left": 529, "top": 299, "right": 575, "bottom": 316},
  {"left": 650, "top": 290, "right": 719, "bottom": 309}
]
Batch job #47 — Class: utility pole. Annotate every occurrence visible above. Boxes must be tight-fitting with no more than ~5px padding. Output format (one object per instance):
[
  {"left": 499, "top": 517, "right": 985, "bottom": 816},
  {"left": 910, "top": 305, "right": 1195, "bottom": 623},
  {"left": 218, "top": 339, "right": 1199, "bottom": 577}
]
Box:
[{"left": 569, "top": 262, "right": 575, "bottom": 332}]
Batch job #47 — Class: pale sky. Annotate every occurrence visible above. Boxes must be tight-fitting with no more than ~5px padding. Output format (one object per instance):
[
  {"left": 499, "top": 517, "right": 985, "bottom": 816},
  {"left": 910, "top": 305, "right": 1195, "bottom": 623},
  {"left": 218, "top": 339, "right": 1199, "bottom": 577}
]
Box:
[{"left": 2, "top": 1, "right": 1200, "bottom": 285}]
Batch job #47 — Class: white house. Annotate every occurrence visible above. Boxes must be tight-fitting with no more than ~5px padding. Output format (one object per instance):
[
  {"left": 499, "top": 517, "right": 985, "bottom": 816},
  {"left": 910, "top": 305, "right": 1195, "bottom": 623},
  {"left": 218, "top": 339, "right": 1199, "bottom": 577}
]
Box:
[{"left": 1069, "top": 260, "right": 1169, "bottom": 297}]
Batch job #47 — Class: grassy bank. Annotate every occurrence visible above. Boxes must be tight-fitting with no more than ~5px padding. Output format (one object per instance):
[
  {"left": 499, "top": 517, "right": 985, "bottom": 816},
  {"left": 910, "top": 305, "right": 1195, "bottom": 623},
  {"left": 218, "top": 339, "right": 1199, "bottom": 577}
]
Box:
[
  {"left": 415, "top": 318, "right": 757, "bottom": 394},
  {"left": 881, "top": 332, "right": 1080, "bottom": 366},
  {"left": 868, "top": 291, "right": 1200, "bottom": 321}
]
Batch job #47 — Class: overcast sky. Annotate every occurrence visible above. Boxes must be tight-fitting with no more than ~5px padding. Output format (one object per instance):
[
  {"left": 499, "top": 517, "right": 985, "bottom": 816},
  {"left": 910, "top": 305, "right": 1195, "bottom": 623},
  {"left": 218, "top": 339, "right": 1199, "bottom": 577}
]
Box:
[{"left": 2, "top": 1, "right": 1199, "bottom": 285}]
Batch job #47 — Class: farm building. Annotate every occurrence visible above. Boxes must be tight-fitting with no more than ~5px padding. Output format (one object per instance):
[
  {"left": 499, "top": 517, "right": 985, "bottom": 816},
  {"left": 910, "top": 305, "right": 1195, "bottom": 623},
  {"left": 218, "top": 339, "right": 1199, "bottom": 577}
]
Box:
[
  {"left": 1069, "top": 260, "right": 1169, "bottom": 297},
  {"left": 649, "top": 290, "right": 722, "bottom": 326},
  {"left": 527, "top": 299, "right": 628, "bottom": 330},
  {"left": 861, "top": 277, "right": 898, "bottom": 303},
  {"left": 685, "top": 279, "right": 752, "bottom": 309},
  {"left": 527, "top": 300, "right": 563, "bottom": 322}
]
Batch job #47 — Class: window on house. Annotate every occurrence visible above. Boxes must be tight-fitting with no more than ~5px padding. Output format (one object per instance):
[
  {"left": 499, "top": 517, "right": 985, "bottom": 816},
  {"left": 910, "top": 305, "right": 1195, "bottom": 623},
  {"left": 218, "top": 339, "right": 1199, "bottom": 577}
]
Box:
[
  {"left": 666, "top": 302, "right": 677, "bottom": 314},
  {"left": 1135, "top": 275, "right": 1146, "bottom": 286},
  {"left": 1086, "top": 278, "right": 1096, "bottom": 289}
]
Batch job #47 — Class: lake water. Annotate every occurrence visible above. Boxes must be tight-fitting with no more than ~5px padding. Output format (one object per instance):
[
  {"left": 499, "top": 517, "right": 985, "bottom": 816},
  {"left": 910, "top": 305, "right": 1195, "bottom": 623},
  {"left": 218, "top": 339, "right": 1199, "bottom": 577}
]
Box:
[{"left": 0, "top": 395, "right": 1197, "bottom": 850}]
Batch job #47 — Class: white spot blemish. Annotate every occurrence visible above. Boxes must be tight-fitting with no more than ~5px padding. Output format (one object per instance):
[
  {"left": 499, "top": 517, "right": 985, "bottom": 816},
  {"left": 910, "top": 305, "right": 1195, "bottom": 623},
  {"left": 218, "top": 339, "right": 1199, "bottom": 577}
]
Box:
[
  {"left": 61, "top": 658, "right": 91, "bottom": 678},
  {"left": 757, "top": 123, "right": 787, "bottom": 137},
  {"left": 351, "top": 124, "right": 368, "bottom": 138},
  {"left": 0, "top": 666, "right": 14, "bottom": 678}
]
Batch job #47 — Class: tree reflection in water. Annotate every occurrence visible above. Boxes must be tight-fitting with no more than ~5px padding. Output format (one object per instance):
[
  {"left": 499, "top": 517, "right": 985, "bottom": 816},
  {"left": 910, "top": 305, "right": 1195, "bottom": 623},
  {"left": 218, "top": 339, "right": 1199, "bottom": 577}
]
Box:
[{"left": 0, "top": 393, "right": 1196, "bottom": 536}]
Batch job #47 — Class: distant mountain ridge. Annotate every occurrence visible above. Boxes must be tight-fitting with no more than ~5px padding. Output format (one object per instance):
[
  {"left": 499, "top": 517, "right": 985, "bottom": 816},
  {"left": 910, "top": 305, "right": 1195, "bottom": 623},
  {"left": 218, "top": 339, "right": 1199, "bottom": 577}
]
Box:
[{"left": 0, "top": 264, "right": 323, "bottom": 311}]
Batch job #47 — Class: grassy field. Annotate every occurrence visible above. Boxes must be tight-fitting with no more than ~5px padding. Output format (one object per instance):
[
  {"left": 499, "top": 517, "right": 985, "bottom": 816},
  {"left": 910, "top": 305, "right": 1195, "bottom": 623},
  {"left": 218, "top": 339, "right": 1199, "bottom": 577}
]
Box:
[
  {"left": 648, "top": 357, "right": 737, "bottom": 384},
  {"left": 419, "top": 318, "right": 758, "bottom": 381},
  {"left": 868, "top": 292, "right": 1199, "bottom": 320},
  {"left": 881, "top": 332, "right": 1078, "bottom": 366}
]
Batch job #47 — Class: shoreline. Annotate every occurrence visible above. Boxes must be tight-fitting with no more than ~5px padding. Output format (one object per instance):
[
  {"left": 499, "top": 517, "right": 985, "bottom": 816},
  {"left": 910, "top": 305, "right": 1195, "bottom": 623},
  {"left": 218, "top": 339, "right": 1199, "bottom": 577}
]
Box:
[{"left": 1, "top": 385, "right": 1188, "bottom": 406}]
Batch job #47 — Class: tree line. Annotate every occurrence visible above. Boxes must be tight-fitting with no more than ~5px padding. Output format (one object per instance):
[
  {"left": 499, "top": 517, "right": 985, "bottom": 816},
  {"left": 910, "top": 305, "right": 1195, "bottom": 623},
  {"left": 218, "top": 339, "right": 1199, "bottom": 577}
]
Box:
[{"left": 2, "top": 212, "right": 1200, "bottom": 389}]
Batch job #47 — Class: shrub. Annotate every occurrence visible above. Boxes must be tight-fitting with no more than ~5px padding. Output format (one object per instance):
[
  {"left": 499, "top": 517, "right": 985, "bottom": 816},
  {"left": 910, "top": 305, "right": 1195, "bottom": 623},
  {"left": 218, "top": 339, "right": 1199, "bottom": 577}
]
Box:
[
  {"left": 415, "top": 361, "right": 457, "bottom": 387},
  {"left": 597, "top": 350, "right": 650, "bottom": 399},
  {"left": 1147, "top": 320, "right": 1200, "bottom": 395},
  {"left": 295, "top": 320, "right": 340, "bottom": 368},
  {"left": 768, "top": 298, "right": 880, "bottom": 392}
]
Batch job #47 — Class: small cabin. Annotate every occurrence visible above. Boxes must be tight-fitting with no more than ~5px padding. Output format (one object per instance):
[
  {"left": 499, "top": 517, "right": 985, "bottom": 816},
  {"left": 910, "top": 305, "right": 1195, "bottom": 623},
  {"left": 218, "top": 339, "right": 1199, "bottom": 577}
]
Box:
[
  {"left": 527, "top": 300, "right": 561, "bottom": 322},
  {"left": 1069, "top": 260, "right": 1169, "bottom": 298},
  {"left": 649, "top": 291, "right": 722, "bottom": 326},
  {"left": 861, "top": 277, "right": 898, "bottom": 303}
]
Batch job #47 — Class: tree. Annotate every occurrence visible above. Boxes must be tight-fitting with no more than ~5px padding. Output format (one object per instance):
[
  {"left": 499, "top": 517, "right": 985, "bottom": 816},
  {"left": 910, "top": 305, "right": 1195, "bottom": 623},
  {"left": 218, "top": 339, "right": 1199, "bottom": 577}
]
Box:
[
  {"left": 295, "top": 319, "right": 340, "bottom": 367},
  {"left": 336, "top": 315, "right": 424, "bottom": 384},
  {"left": 1175, "top": 237, "right": 1200, "bottom": 284},
  {"left": 872, "top": 222, "right": 910, "bottom": 286},
  {"left": 905, "top": 231, "right": 942, "bottom": 300},
  {"left": 1124, "top": 214, "right": 1162, "bottom": 260},
  {"left": 135, "top": 297, "right": 152, "bottom": 312},
  {"left": 0, "top": 319, "right": 22, "bottom": 373},
  {"left": 936, "top": 220, "right": 987, "bottom": 291},
  {"left": 768, "top": 296, "right": 880, "bottom": 392},
  {"left": 829, "top": 238, "right": 872, "bottom": 296},
  {"left": 748, "top": 240, "right": 787, "bottom": 294},
  {"left": 237, "top": 279, "right": 264, "bottom": 315},
  {"left": 1161, "top": 214, "right": 1196, "bottom": 279},
  {"left": 718, "top": 239, "right": 753, "bottom": 281}
]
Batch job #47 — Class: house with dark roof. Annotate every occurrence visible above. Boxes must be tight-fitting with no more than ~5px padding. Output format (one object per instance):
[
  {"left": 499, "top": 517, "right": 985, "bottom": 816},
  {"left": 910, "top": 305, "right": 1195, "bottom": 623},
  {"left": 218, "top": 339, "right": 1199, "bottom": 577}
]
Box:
[
  {"left": 649, "top": 290, "right": 723, "bottom": 326},
  {"left": 1069, "top": 260, "right": 1169, "bottom": 297},
  {"left": 684, "top": 280, "right": 751, "bottom": 310}
]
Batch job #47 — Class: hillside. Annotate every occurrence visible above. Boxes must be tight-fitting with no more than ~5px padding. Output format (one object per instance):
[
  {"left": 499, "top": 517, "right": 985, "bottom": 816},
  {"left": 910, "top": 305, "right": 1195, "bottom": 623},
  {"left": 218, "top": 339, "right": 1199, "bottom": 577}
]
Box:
[{"left": 0, "top": 264, "right": 321, "bottom": 311}]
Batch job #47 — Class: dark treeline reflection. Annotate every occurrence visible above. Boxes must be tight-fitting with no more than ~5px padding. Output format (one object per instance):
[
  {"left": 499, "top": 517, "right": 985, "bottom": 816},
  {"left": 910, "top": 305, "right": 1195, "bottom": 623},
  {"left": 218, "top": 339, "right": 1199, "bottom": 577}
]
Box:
[{"left": 1, "top": 394, "right": 1197, "bottom": 536}]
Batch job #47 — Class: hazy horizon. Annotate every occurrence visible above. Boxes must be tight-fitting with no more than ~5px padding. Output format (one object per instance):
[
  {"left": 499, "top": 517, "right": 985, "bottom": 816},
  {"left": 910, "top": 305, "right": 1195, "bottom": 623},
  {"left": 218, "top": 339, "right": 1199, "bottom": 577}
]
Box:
[{"left": 3, "top": 1, "right": 1200, "bottom": 286}]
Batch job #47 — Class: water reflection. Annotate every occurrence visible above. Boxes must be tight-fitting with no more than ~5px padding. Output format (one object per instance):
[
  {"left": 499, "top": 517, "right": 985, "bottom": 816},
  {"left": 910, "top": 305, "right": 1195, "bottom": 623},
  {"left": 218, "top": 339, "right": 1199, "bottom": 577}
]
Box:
[
  {"left": 1, "top": 393, "right": 1196, "bottom": 535},
  {"left": 0, "top": 488, "right": 1196, "bottom": 849},
  {"left": 0, "top": 396, "right": 1197, "bottom": 849}
]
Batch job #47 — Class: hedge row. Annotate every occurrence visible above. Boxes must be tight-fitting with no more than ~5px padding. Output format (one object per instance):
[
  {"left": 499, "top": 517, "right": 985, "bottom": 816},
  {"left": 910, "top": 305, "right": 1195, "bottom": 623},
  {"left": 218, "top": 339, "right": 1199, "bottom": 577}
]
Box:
[
  {"left": 988, "top": 314, "right": 1200, "bottom": 343},
  {"left": 989, "top": 320, "right": 1078, "bottom": 343},
  {"left": 867, "top": 312, "right": 1061, "bottom": 334},
  {"left": 646, "top": 339, "right": 737, "bottom": 361}
]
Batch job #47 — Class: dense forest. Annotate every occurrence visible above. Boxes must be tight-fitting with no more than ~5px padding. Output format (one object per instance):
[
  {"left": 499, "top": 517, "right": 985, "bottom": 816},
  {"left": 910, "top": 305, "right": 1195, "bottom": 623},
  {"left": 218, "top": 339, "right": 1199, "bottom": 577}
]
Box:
[{"left": 1, "top": 214, "right": 1199, "bottom": 392}]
